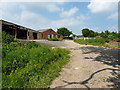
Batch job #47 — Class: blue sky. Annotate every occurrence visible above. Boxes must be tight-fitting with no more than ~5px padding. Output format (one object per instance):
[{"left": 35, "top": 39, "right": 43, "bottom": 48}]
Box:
[{"left": 0, "top": 0, "right": 118, "bottom": 35}]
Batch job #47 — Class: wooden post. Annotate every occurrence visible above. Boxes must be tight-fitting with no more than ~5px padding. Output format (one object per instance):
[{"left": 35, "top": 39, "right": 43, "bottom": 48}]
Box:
[
  {"left": 13, "top": 25, "right": 18, "bottom": 40},
  {"left": 14, "top": 27, "right": 17, "bottom": 40},
  {"left": 27, "top": 30, "right": 29, "bottom": 40}
]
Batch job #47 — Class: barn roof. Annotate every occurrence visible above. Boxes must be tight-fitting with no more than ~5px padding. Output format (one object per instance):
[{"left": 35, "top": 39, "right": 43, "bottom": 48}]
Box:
[
  {"left": 38, "top": 28, "right": 54, "bottom": 32},
  {"left": 1, "top": 19, "right": 37, "bottom": 32}
]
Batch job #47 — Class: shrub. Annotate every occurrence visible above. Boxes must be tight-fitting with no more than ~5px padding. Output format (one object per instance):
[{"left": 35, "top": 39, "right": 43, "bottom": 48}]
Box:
[
  {"left": 2, "top": 41, "right": 70, "bottom": 88},
  {"left": 2, "top": 43, "right": 16, "bottom": 57},
  {"left": 23, "top": 41, "right": 42, "bottom": 49},
  {"left": 2, "top": 31, "right": 14, "bottom": 44},
  {"left": 2, "top": 31, "right": 70, "bottom": 88}
]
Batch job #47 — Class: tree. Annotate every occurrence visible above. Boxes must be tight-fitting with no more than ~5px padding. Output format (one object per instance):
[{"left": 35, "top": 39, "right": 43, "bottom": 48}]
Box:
[
  {"left": 100, "top": 30, "right": 112, "bottom": 38},
  {"left": 118, "top": 32, "right": 120, "bottom": 38},
  {"left": 105, "top": 30, "right": 110, "bottom": 35},
  {"left": 82, "top": 28, "right": 97, "bottom": 37},
  {"left": 57, "top": 27, "right": 72, "bottom": 37},
  {"left": 72, "top": 34, "right": 76, "bottom": 38},
  {"left": 82, "top": 28, "right": 90, "bottom": 37}
]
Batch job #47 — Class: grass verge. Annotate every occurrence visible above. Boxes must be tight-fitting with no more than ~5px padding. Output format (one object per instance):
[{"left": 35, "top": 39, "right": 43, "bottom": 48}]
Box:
[{"left": 74, "top": 38, "right": 120, "bottom": 48}]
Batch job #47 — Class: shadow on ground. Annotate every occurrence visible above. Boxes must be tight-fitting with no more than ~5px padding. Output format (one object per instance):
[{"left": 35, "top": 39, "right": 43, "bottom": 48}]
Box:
[
  {"left": 53, "top": 46, "right": 120, "bottom": 89},
  {"left": 53, "top": 68, "right": 120, "bottom": 89},
  {"left": 80, "top": 46, "right": 120, "bottom": 68},
  {"left": 80, "top": 46, "right": 120, "bottom": 88}
]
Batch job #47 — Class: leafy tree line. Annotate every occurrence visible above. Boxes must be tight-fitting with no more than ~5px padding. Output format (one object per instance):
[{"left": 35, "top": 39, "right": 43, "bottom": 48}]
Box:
[
  {"left": 82, "top": 28, "right": 120, "bottom": 40},
  {"left": 82, "top": 28, "right": 98, "bottom": 37},
  {"left": 56, "top": 27, "right": 119, "bottom": 41},
  {"left": 57, "top": 27, "right": 72, "bottom": 37},
  {"left": 57, "top": 27, "right": 75, "bottom": 39}
]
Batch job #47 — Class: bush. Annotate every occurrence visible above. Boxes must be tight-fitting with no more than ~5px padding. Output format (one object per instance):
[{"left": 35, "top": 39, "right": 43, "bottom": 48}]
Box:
[
  {"left": 2, "top": 41, "right": 70, "bottom": 88},
  {"left": 2, "top": 31, "right": 14, "bottom": 44},
  {"left": 23, "top": 41, "right": 42, "bottom": 48},
  {"left": 2, "top": 43, "right": 16, "bottom": 57}
]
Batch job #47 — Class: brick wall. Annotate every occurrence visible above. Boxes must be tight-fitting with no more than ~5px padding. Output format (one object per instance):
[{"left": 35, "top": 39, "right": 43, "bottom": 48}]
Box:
[{"left": 42, "top": 29, "right": 58, "bottom": 39}]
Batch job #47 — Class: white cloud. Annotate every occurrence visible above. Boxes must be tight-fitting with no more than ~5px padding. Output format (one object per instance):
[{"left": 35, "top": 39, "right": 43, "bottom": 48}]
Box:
[
  {"left": 20, "top": 11, "right": 50, "bottom": 29},
  {"left": 51, "top": 18, "right": 83, "bottom": 27},
  {"left": 19, "top": 2, "right": 61, "bottom": 13},
  {"left": 47, "top": 4, "right": 61, "bottom": 12},
  {"left": 1, "top": 2, "right": 50, "bottom": 29},
  {"left": 60, "top": 7, "right": 79, "bottom": 17},
  {"left": 1, "top": 2, "right": 85, "bottom": 30},
  {"left": 108, "top": 12, "right": 118, "bottom": 20},
  {"left": 1, "top": 1, "right": 117, "bottom": 35},
  {"left": 88, "top": 0, "right": 118, "bottom": 13}
]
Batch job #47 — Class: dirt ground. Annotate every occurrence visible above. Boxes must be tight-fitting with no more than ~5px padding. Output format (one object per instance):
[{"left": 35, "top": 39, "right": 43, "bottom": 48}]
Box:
[{"left": 35, "top": 40, "right": 120, "bottom": 88}]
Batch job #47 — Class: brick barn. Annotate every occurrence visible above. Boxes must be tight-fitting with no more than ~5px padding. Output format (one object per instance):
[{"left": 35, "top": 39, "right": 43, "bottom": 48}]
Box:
[
  {"left": 38, "top": 29, "right": 62, "bottom": 39},
  {"left": 1, "top": 20, "right": 62, "bottom": 40}
]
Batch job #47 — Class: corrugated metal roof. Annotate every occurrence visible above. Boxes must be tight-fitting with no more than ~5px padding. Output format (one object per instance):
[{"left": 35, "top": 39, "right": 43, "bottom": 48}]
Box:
[{"left": 1, "top": 19, "right": 39, "bottom": 33}]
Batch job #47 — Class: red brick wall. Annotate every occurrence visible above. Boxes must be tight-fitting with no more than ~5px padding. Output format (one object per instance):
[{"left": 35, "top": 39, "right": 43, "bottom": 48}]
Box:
[
  {"left": 59, "top": 35, "right": 63, "bottom": 39},
  {"left": 42, "top": 29, "right": 58, "bottom": 39}
]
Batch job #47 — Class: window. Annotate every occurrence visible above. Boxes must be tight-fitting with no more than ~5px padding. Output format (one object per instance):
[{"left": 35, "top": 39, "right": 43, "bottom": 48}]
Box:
[
  {"left": 48, "top": 34, "right": 50, "bottom": 38},
  {"left": 52, "top": 34, "right": 54, "bottom": 38}
]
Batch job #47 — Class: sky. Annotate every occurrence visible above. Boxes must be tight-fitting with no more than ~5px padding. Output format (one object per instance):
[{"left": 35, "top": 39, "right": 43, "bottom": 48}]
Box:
[{"left": 0, "top": 0, "right": 118, "bottom": 35}]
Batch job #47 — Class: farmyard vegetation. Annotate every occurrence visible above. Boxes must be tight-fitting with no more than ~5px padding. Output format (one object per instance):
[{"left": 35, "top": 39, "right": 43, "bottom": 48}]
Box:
[
  {"left": 74, "top": 29, "right": 120, "bottom": 48},
  {"left": 2, "top": 31, "right": 70, "bottom": 88},
  {"left": 74, "top": 38, "right": 120, "bottom": 48}
]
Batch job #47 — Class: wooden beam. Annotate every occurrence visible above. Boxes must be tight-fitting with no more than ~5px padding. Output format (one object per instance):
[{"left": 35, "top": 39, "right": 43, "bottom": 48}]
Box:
[
  {"left": 27, "top": 31, "right": 29, "bottom": 40},
  {"left": 14, "top": 25, "right": 17, "bottom": 40},
  {"left": 14, "top": 28, "right": 17, "bottom": 40}
]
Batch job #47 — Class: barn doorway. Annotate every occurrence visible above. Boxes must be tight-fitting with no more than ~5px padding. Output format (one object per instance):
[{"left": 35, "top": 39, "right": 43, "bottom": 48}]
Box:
[
  {"left": 33, "top": 32, "right": 37, "bottom": 39},
  {"left": 17, "top": 30, "right": 27, "bottom": 39},
  {"left": 48, "top": 34, "right": 52, "bottom": 38}
]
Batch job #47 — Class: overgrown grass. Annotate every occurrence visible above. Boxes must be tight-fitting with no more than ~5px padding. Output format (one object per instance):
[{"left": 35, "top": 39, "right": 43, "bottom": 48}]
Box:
[
  {"left": 74, "top": 37, "right": 120, "bottom": 48},
  {"left": 74, "top": 38, "right": 111, "bottom": 47},
  {"left": 2, "top": 32, "right": 70, "bottom": 88}
]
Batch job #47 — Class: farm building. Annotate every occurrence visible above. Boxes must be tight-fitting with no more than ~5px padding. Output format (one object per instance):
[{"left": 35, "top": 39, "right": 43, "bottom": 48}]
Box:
[
  {"left": 38, "top": 29, "right": 63, "bottom": 39},
  {"left": 1, "top": 20, "right": 62, "bottom": 40}
]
